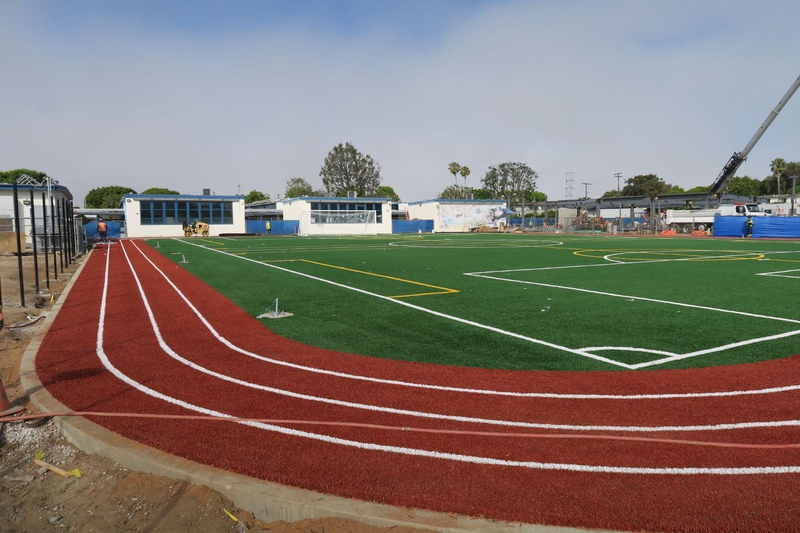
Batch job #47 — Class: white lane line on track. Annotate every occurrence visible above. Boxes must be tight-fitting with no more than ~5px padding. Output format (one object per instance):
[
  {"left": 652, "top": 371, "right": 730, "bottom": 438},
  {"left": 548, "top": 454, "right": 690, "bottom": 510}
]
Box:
[
  {"left": 139, "top": 241, "right": 800, "bottom": 400},
  {"left": 175, "top": 239, "right": 632, "bottom": 368},
  {"left": 97, "top": 245, "right": 800, "bottom": 474},
  {"left": 126, "top": 242, "right": 800, "bottom": 433}
]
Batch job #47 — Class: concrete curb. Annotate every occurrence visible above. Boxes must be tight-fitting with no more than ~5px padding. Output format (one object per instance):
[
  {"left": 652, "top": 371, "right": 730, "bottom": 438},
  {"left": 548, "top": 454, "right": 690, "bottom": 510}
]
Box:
[{"left": 19, "top": 247, "right": 587, "bottom": 533}]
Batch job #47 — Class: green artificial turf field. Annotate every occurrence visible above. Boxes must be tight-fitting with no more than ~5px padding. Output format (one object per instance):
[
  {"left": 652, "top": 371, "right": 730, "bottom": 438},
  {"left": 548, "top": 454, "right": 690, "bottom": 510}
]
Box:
[{"left": 146, "top": 234, "right": 800, "bottom": 371}]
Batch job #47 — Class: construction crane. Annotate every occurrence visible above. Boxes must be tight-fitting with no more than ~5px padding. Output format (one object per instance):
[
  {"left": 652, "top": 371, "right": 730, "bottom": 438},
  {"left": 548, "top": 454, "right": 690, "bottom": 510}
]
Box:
[{"left": 709, "top": 74, "right": 800, "bottom": 196}]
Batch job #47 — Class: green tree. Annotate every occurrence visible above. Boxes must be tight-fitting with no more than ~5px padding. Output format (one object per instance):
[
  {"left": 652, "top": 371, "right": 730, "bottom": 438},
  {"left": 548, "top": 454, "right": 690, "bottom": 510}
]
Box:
[
  {"left": 481, "top": 162, "right": 538, "bottom": 203},
  {"left": 245, "top": 190, "right": 269, "bottom": 204},
  {"left": 320, "top": 142, "right": 381, "bottom": 197},
  {"left": 602, "top": 190, "right": 623, "bottom": 198},
  {"left": 377, "top": 185, "right": 400, "bottom": 202},
  {"left": 784, "top": 161, "right": 800, "bottom": 194},
  {"left": 285, "top": 177, "right": 314, "bottom": 198},
  {"left": 141, "top": 187, "right": 180, "bottom": 195},
  {"left": 522, "top": 190, "right": 547, "bottom": 203},
  {"left": 84, "top": 186, "right": 137, "bottom": 208},
  {"left": 621, "top": 174, "right": 676, "bottom": 197},
  {"left": 0, "top": 168, "right": 49, "bottom": 184},
  {"left": 471, "top": 188, "right": 494, "bottom": 200},
  {"left": 727, "top": 176, "right": 763, "bottom": 197},
  {"left": 438, "top": 185, "right": 469, "bottom": 199},
  {"left": 448, "top": 162, "right": 461, "bottom": 185},
  {"left": 770, "top": 157, "right": 787, "bottom": 195},
  {"left": 685, "top": 185, "right": 710, "bottom": 193},
  {"left": 460, "top": 166, "right": 471, "bottom": 187}
]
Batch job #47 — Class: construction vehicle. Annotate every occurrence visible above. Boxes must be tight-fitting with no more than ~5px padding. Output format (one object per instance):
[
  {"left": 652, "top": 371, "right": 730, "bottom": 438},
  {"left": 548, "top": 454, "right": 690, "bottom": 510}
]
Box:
[
  {"left": 708, "top": 74, "right": 800, "bottom": 196},
  {"left": 183, "top": 220, "right": 209, "bottom": 237},
  {"left": 665, "top": 203, "right": 765, "bottom": 234}
]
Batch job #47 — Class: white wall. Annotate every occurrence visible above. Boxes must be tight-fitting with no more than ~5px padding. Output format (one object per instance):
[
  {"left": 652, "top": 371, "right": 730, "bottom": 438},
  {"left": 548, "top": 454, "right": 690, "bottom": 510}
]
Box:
[
  {"left": 0, "top": 189, "right": 72, "bottom": 246},
  {"left": 407, "top": 201, "right": 508, "bottom": 232},
  {"left": 280, "top": 199, "right": 393, "bottom": 236},
  {"left": 123, "top": 198, "right": 246, "bottom": 238}
]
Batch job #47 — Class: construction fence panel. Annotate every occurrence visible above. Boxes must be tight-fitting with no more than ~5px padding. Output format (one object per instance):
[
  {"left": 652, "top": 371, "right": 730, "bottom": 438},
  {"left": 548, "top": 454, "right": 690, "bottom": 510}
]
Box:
[
  {"left": 246, "top": 220, "right": 299, "bottom": 235},
  {"left": 392, "top": 220, "right": 434, "bottom": 233}
]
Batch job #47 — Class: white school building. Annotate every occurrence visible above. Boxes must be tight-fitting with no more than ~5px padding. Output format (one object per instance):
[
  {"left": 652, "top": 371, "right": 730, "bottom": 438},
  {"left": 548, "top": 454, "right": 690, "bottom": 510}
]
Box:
[
  {"left": 122, "top": 194, "right": 246, "bottom": 238},
  {"left": 277, "top": 196, "right": 393, "bottom": 236}
]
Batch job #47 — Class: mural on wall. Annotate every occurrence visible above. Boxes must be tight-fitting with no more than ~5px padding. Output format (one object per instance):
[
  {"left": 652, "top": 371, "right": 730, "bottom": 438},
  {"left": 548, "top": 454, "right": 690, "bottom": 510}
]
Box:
[{"left": 438, "top": 204, "right": 507, "bottom": 232}]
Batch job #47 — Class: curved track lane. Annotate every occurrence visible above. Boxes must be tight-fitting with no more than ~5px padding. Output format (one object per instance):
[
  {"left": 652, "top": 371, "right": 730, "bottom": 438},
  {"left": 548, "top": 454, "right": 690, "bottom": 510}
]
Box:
[{"left": 34, "top": 241, "right": 800, "bottom": 532}]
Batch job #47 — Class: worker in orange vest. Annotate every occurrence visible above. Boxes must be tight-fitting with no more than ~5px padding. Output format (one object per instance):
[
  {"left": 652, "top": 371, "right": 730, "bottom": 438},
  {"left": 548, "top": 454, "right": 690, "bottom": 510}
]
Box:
[{"left": 97, "top": 219, "right": 108, "bottom": 243}]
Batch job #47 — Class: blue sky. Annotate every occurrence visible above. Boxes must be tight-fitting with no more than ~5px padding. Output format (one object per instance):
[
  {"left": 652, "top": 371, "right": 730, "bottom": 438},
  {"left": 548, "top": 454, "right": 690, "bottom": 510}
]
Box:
[{"left": 2, "top": 0, "right": 799, "bottom": 205}]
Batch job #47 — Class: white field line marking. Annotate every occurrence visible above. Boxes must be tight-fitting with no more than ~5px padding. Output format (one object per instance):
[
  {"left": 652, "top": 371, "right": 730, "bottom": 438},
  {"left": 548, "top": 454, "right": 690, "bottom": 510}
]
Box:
[
  {"left": 123, "top": 241, "right": 800, "bottom": 433},
  {"left": 388, "top": 240, "right": 565, "bottom": 249},
  {"left": 631, "top": 329, "right": 800, "bottom": 369},
  {"left": 98, "top": 247, "right": 800, "bottom": 475},
  {"left": 148, "top": 240, "right": 800, "bottom": 399},
  {"left": 467, "top": 273, "right": 800, "bottom": 366},
  {"left": 466, "top": 251, "right": 762, "bottom": 275},
  {"left": 176, "top": 239, "right": 631, "bottom": 368},
  {"left": 465, "top": 273, "right": 800, "bottom": 326},
  {"left": 757, "top": 268, "right": 800, "bottom": 279}
]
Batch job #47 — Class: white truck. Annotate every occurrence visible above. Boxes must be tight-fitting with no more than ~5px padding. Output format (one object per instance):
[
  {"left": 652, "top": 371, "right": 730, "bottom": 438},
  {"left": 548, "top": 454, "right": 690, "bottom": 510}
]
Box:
[{"left": 665, "top": 203, "right": 766, "bottom": 234}]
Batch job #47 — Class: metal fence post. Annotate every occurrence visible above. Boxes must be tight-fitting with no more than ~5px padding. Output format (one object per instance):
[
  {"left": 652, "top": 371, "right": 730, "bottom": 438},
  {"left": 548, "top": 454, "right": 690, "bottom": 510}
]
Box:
[{"left": 12, "top": 181, "right": 25, "bottom": 307}]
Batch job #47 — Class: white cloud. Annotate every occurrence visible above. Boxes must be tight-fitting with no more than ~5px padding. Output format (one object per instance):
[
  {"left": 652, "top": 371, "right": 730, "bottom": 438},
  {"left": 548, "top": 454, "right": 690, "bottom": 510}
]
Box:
[{"left": 1, "top": 1, "right": 799, "bottom": 205}]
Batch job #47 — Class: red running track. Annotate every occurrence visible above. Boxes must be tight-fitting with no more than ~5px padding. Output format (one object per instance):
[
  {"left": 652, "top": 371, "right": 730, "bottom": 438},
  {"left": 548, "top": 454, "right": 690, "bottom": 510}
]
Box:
[{"left": 35, "top": 240, "right": 800, "bottom": 532}]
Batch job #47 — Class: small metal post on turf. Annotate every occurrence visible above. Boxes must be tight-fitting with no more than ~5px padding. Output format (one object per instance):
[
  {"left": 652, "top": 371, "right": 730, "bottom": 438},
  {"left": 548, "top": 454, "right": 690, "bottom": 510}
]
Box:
[
  {"left": 29, "top": 189, "right": 40, "bottom": 295},
  {"left": 50, "top": 194, "right": 58, "bottom": 281},
  {"left": 42, "top": 192, "right": 50, "bottom": 289},
  {"left": 12, "top": 181, "right": 25, "bottom": 308}
]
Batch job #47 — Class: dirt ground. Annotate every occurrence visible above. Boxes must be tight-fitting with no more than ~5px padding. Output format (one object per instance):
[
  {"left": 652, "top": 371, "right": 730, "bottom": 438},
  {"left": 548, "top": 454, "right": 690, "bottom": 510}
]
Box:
[{"left": 0, "top": 247, "right": 428, "bottom": 532}]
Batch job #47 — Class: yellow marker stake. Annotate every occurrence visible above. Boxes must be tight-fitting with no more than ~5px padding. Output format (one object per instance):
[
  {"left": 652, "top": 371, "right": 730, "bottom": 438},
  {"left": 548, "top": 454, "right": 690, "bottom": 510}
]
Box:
[{"left": 223, "top": 509, "right": 240, "bottom": 522}]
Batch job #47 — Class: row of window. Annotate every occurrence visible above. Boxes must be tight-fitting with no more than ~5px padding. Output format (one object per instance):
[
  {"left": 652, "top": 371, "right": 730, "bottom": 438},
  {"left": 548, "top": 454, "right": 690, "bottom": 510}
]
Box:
[
  {"left": 139, "top": 201, "right": 234, "bottom": 225},
  {"left": 309, "top": 202, "right": 384, "bottom": 223}
]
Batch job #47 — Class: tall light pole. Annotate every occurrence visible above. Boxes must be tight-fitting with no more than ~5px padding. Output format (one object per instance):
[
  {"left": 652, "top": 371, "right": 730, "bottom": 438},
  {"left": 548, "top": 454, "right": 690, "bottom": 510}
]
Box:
[
  {"left": 791, "top": 175, "right": 798, "bottom": 216},
  {"left": 614, "top": 173, "right": 622, "bottom": 192}
]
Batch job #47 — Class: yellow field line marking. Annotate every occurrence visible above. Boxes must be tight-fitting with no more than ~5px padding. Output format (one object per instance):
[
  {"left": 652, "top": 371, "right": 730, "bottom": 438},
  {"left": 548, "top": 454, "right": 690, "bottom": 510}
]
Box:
[
  {"left": 298, "top": 259, "right": 459, "bottom": 298},
  {"left": 389, "top": 289, "right": 459, "bottom": 299}
]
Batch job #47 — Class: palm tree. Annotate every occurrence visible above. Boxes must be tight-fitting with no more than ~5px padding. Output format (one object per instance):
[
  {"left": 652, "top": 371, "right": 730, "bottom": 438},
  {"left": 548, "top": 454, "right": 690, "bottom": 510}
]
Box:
[
  {"left": 771, "top": 158, "right": 787, "bottom": 196},
  {"left": 448, "top": 162, "right": 461, "bottom": 185},
  {"left": 460, "top": 166, "right": 471, "bottom": 188}
]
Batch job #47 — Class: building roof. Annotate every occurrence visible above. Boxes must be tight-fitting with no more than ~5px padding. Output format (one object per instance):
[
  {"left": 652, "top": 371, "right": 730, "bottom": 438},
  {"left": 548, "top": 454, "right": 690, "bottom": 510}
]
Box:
[
  {"left": 279, "top": 196, "right": 391, "bottom": 204},
  {"left": 407, "top": 198, "right": 506, "bottom": 206},
  {"left": 123, "top": 194, "right": 243, "bottom": 202},
  {"left": 0, "top": 182, "right": 73, "bottom": 201}
]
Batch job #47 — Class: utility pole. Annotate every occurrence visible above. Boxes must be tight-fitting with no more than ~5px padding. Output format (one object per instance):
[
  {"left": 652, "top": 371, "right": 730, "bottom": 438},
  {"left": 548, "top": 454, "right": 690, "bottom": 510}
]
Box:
[
  {"left": 791, "top": 175, "right": 798, "bottom": 216},
  {"left": 565, "top": 172, "right": 574, "bottom": 199},
  {"left": 614, "top": 173, "right": 622, "bottom": 192},
  {"left": 581, "top": 182, "right": 591, "bottom": 199}
]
